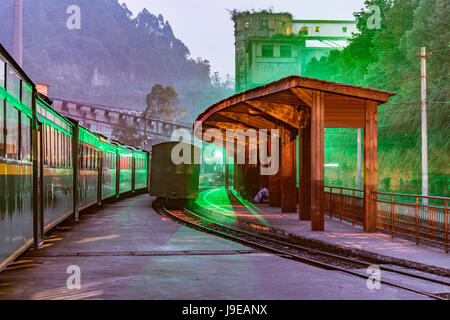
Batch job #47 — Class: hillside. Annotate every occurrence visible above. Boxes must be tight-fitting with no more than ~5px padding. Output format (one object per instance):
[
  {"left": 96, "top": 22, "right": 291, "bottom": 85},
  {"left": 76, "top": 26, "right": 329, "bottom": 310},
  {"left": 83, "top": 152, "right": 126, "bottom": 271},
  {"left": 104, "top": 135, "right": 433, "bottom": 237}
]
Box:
[{"left": 0, "top": 0, "right": 233, "bottom": 121}]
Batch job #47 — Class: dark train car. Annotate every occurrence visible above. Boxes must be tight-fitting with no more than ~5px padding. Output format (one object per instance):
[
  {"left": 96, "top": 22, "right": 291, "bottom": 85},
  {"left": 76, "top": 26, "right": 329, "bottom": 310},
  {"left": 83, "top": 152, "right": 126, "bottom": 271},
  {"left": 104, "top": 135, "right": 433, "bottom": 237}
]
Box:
[{"left": 149, "top": 141, "right": 200, "bottom": 208}]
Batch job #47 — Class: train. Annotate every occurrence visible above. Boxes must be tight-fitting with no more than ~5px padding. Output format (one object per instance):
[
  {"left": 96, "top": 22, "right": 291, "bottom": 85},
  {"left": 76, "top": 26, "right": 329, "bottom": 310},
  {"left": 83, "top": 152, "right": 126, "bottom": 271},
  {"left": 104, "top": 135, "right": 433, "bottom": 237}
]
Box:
[
  {"left": 0, "top": 44, "right": 150, "bottom": 271},
  {"left": 149, "top": 141, "right": 200, "bottom": 209}
]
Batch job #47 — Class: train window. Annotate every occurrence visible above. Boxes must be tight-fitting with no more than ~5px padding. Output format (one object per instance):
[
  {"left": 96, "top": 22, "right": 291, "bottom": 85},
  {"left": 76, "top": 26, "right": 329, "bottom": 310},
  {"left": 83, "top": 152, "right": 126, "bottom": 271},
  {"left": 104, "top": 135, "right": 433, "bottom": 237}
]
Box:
[
  {"left": 21, "top": 113, "right": 31, "bottom": 162},
  {"left": 78, "top": 143, "right": 83, "bottom": 169},
  {"left": 0, "top": 98, "right": 4, "bottom": 158},
  {"left": 61, "top": 133, "right": 65, "bottom": 167},
  {"left": 55, "top": 130, "right": 59, "bottom": 167},
  {"left": 6, "top": 67, "right": 20, "bottom": 100},
  {"left": 85, "top": 146, "right": 89, "bottom": 170},
  {"left": 50, "top": 127, "right": 55, "bottom": 166},
  {"left": 21, "top": 83, "right": 32, "bottom": 108},
  {"left": 66, "top": 135, "right": 70, "bottom": 167},
  {"left": 5, "top": 103, "right": 19, "bottom": 160},
  {"left": 59, "top": 131, "right": 63, "bottom": 167},
  {"left": 45, "top": 125, "right": 50, "bottom": 165}
]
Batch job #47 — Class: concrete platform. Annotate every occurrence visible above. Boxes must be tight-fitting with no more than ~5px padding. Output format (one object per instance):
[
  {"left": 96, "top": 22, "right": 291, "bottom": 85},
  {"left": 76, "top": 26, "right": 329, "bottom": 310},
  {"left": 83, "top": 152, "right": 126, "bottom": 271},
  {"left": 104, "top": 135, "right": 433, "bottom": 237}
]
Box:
[
  {"left": 196, "top": 187, "right": 450, "bottom": 271},
  {"left": 0, "top": 194, "right": 431, "bottom": 299}
]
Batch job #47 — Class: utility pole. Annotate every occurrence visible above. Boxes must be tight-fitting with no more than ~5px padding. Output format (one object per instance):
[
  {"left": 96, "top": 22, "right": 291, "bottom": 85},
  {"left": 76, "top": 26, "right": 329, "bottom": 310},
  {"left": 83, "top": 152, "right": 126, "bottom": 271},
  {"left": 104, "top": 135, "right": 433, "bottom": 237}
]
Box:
[
  {"left": 12, "top": 0, "right": 23, "bottom": 66},
  {"left": 418, "top": 46, "right": 431, "bottom": 205}
]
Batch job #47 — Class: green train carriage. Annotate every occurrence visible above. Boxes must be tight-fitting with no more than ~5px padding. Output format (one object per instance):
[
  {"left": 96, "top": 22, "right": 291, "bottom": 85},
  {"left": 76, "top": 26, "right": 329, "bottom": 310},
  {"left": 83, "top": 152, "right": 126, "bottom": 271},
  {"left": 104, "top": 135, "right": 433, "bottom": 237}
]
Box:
[{"left": 0, "top": 44, "right": 150, "bottom": 272}]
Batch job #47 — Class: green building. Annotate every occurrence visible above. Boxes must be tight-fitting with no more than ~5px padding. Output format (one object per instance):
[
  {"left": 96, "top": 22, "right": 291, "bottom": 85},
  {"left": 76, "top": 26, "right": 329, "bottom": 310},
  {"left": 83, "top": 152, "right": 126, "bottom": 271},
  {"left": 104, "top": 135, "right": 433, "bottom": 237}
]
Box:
[{"left": 232, "top": 11, "right": 357, "bottom": 92}]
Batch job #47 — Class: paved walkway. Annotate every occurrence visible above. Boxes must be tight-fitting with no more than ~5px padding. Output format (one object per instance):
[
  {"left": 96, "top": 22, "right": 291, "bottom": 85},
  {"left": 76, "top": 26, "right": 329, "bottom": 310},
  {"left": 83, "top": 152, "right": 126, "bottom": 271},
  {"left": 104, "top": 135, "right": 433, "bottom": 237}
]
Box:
[
  {"left": 196, "top": 187, "right": 449, "bottom": 270},
  {"left": 0, "top": 194, "right": 429, "bottom": 299}
]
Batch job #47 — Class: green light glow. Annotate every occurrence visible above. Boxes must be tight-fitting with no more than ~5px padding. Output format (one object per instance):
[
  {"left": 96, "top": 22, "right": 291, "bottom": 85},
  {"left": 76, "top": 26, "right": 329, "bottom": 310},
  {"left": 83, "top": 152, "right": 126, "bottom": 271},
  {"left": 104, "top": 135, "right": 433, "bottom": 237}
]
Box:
[
  {"left": 99, "top": 140, "right": 117, "bottom": 154},
  {"left": 133, "top": 151, "right": 147, "bottom": 160},
  {"left": 37, "top": 98, "right": 73, "bottom": 137},
  {"left": 117, "top": 146, "right": 132, "bottom": 156},
  {"left": 79, "top": 126, "right": 99, "bottom": 147},
  {"left": 196, "top": 187, "right": 269, "bottom": 226},
  {"left": 0, "top": 85, "right": 32, "bottom": 118}
]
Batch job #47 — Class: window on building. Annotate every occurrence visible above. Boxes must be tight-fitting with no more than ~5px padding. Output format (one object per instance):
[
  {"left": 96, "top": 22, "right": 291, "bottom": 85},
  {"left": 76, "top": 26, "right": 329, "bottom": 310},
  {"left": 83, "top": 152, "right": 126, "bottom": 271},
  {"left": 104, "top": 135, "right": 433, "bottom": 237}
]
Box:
[
  {"left": 342, "top": 26, "right": 348, "bottom": 33},
  {"left": 261, "top": 45, "right": 274, "bottom": 57},
  {"left": 299, "top": 26, "right": 308, "bottom": 35},
  {"left": 244, "top": 21, "right": 249, "bottom": 29},
  {"left": 261, "top": 20, "right": 268, "bottom": 28},
  {"left": 280, "top": 21, "right": 286, "bottom": 28},
  {"left": 280, "top": 45, "right": 292, "bottom": 58},
  {"left": 315, "top": 26, "right": 320, "bottom": 32}
]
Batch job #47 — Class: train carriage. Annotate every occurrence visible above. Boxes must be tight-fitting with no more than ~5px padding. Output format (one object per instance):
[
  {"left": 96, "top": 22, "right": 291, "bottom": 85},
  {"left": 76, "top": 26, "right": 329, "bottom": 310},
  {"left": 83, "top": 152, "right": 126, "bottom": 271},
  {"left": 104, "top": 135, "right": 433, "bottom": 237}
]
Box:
[
  {"left": 149, "top": 141, "right": 200, "bottom": 208},
  {"left": 37, "top": 97, "right": 74, "bottom": 231},
  {"left": 133, "top": 150, "right": 149, "bottom": 190},
  {"left": 0, "top": 53, "right": 34, "bottom": 270},
  {"left": 118, "top": 145, "right": 133, "bottom": 194},
  {"left": 77, "top": 126, "right": 100, "bottom": 211},
  {"left": 99, "top": 137, "right": 118, "bottom": 201},
  {"left": 0, "top": 44, "right": 151, "bottom": 272}
]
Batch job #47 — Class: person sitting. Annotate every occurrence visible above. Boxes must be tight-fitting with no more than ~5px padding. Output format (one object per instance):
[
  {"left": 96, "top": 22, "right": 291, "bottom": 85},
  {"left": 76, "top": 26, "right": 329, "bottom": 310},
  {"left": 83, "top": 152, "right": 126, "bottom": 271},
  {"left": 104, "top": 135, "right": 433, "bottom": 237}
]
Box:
[{"left": 253, "top": 187, "right": 269, "bottom": 203}]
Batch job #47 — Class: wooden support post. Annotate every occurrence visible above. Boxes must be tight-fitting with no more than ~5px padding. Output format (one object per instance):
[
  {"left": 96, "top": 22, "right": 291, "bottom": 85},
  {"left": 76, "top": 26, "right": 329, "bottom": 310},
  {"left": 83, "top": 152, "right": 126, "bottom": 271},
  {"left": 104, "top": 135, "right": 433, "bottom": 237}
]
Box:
[
  {"left": 363, "top": 100, "right": 378, "bottom": 232},
  {"left": 311, "top": 91, "right": 325, "bottom": 231},
  {"left": 281, "top": 127, "right": 297, "bottom": 213},
  {"left": 299, "top": 107, "right": 311, "bottom": 220},
  {"left": 224, "top": 153, "right": 229, "bottom": 189},
  {"left": 269, "top": 134, "right": 281, "bottom": 206}
]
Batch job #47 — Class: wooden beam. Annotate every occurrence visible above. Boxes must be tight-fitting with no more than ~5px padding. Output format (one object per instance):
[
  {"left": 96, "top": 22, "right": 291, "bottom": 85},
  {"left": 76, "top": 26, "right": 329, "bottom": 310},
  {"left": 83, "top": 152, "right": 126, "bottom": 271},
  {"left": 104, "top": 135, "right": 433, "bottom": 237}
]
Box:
[
  {"left": 281, "top": 126, "right": 297, "bottom": 213},
  {"left": 268, "top": 135, "right": 281, "bottom": 207},
  {"left": 363, "top": 100, "right": 378, "bottom": 232},
  {"left": 310, "top": 91, "right": 325, "bottom": 231},
  {"left": 218, "top": 111, "right": 278, "bottom": 130},
  {"left": 243, "top": 100, "right": 298, "bottom": 129},
  {"left": 290, "top": 87, "right": 313, "bottom": 107}
]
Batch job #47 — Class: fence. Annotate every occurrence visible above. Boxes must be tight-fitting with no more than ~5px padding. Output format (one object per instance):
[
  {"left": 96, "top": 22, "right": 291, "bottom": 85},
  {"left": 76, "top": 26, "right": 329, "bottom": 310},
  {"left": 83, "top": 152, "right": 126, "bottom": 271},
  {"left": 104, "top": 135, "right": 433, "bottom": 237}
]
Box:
[{"left": 324, "top": 186, "right": 449, "bottom": 252}]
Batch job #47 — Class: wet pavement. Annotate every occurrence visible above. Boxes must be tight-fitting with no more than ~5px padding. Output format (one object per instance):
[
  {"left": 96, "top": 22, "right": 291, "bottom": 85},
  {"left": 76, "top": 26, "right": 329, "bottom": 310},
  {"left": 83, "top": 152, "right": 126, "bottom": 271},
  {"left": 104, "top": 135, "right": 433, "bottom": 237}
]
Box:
[
  {"left": 0, "top": 194, "right": 432, "bottom": 300},
  {"left": 196, "top": 187, "right": 450, "bottom": 271}
]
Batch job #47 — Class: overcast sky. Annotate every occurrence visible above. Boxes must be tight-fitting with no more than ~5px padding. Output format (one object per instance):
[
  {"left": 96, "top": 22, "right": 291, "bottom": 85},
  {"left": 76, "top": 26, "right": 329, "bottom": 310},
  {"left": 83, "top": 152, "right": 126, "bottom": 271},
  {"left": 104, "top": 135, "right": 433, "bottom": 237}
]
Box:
[{"left": 124, "top": 0, "right": 367, "bottom": 79}]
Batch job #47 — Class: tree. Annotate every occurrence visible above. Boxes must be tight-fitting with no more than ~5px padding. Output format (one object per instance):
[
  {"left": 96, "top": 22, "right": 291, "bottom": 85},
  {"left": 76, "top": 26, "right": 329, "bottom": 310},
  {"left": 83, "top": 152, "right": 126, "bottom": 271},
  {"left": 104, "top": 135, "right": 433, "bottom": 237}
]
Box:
[
  {"left": 144, "top": 84, "right": 185, "bottom": 122},
  {"left": 112, "top": 117, "right": 143, "bottom": 147}
]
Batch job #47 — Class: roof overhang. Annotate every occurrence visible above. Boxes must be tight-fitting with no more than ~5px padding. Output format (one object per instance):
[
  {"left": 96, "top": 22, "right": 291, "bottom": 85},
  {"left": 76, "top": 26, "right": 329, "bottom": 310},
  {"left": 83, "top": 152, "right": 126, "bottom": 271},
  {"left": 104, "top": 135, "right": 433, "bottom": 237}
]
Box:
[{"left": 194, "top": 76, "right": 395, "bottom": 143}]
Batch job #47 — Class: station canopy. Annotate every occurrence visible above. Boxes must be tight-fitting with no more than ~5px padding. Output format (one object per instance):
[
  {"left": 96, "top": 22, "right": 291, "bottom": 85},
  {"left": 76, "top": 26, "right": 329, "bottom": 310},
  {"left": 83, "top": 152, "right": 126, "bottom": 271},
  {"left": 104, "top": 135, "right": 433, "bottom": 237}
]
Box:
[{"left": 194, "top": 75, "right": 395, "bottom": 145}]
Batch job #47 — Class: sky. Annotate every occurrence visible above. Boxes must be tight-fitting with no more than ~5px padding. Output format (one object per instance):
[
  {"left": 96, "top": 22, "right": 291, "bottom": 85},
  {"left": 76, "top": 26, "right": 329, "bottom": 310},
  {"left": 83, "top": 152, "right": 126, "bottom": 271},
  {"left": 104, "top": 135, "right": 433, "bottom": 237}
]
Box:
[{"left": 124, "top": 0, "right": 367, "bottom": 79}]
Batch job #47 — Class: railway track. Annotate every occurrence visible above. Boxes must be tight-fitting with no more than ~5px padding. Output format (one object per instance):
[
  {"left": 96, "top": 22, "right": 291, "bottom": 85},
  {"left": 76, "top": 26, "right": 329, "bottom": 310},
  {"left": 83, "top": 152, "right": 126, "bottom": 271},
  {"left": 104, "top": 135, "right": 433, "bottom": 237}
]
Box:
[{"left": 156, "top": 203, "right": 450, "bottom": 300}]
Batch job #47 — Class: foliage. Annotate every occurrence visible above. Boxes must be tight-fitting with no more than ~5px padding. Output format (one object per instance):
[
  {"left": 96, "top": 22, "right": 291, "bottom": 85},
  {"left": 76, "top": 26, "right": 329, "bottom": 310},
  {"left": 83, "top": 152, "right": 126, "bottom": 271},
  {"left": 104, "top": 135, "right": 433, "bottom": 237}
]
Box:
[
  {"left": 305, "top": 0, "right": 449, "bottom": 196},
  {"left": 0, "top": 0, "right": 233, "bottom": 123},
  {"left": 144, "top": 84, "right": 185, "bottom": 122},
  {"left": 111, "top": 117, "right": 143, "bottom": 147}
]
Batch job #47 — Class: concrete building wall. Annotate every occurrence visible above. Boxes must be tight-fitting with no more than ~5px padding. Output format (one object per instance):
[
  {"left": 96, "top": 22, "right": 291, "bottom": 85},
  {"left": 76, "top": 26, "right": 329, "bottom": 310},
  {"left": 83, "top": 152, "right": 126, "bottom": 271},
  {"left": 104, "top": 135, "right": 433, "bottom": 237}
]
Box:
[{"left": 233, "top": 12, "right": 357, "bottom": 92}]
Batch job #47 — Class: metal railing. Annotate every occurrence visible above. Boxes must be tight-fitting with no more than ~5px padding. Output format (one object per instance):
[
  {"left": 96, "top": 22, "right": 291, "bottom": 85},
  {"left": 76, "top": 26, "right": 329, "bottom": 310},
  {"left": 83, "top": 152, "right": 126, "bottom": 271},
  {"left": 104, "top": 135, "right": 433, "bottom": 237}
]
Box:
[
  {"left": 324, "top": 186, "right": 364, "bottom": 226},
  {"left": 324, "top": 186, "right": 449, "bottom": 252}
]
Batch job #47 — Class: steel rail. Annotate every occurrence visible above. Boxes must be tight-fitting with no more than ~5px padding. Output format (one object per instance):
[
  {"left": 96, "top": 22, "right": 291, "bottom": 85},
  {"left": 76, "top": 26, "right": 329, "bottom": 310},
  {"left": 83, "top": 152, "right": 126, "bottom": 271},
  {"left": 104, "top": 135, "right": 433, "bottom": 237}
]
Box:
[{"left": 160, "top": 206, "right": 447, "bottom": 300}]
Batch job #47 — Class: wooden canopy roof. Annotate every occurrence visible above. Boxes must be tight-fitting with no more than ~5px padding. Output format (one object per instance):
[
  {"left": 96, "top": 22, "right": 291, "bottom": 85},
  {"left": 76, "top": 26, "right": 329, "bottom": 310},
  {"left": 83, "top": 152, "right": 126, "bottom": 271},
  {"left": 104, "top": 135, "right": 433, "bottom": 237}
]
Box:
[{"left": 194, "top": 76, "right": 395, "bottom": 140}]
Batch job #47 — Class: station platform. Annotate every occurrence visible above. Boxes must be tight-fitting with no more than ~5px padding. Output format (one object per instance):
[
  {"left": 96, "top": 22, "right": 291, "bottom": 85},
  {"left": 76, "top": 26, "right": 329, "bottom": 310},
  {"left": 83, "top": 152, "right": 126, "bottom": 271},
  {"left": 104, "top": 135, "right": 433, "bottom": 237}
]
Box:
[
  {"left": 196, "top": 187, "right": 449, "bottom": 272},
  {"left": 0, "top": 194, "right": 428, "bottom": 300}
]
